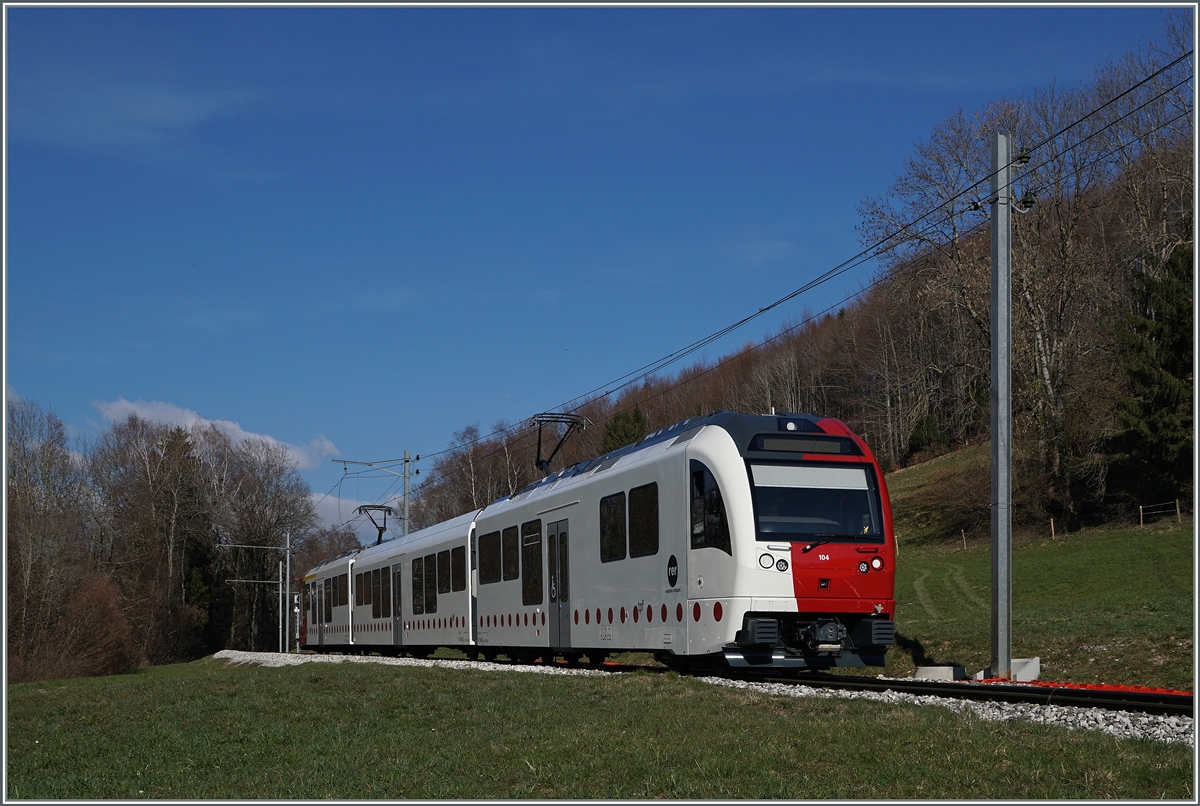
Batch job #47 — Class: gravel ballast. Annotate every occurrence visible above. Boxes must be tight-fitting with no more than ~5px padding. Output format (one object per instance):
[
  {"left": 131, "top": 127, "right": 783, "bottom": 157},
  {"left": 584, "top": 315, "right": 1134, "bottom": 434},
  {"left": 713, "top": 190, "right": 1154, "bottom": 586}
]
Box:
[{"left": 214, "top": 650, "right": 1193, "bottom": 747}]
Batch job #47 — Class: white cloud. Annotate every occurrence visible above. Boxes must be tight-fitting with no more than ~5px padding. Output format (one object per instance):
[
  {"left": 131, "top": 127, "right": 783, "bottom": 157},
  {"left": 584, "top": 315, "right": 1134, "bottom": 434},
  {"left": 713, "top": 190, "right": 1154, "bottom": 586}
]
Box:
[{"left": 93, "top": 397, "right": 338, "bottom": 471}]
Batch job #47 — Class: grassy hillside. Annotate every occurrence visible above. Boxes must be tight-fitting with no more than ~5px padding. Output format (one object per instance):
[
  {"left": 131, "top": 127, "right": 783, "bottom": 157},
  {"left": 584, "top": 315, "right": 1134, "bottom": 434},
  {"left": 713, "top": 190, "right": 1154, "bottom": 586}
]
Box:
[
  {"left": 7, "top": 657, "right": 1192, "bottom": 800},
  {"left": 886, "top": 442, "right": 992, "bottom": 546},
  {"left": 882, "top": 447, "right": 1193, "bottom": 689}
]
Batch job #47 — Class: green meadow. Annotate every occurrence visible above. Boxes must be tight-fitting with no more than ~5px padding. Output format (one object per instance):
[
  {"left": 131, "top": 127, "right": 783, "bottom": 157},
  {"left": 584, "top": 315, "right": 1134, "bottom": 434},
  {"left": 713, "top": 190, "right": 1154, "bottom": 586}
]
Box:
[{"left": 6, "top": 654, "right": 1192, "bottom": 800}]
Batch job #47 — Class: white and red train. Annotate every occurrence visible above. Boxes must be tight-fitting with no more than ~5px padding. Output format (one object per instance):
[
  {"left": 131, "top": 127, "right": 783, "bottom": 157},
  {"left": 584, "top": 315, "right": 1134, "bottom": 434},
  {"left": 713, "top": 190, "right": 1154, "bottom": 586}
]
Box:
[{"left": 301, "top": 411, "right": 896, "bottom": 670}]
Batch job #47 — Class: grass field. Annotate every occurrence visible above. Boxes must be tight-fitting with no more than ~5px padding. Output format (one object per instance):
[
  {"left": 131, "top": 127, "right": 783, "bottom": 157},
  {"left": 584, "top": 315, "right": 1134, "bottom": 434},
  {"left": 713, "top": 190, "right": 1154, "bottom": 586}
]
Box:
[
  {"left": 6, "top": 657, "right": 1194, "bottom": 799},
  {"left": 882, "top": 446, "right": 1193, "bottom": 691},
  {"left": 882, "top": 519, "right": 1194, "bottom": 690}
]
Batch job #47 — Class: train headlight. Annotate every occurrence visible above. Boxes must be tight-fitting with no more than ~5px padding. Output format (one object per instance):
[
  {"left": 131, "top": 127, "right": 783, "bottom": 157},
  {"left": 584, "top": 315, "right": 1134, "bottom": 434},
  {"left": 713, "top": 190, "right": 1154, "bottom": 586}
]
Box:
[
  {"left": 870, "top": 556, "right": 884, "bottom": 571},
  {"left": 858, "top": 561, "right": 870, "bottom": 574},
  {"left": 776, "top": 558, "right": 788, "bottom": 572},
  {"left": 759, "top": 553, "right": 775, "bottom": 569}
]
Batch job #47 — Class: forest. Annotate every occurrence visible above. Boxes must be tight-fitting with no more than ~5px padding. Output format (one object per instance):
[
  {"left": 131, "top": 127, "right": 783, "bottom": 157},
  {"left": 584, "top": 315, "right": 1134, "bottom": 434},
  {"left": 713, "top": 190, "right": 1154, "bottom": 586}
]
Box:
[{"left": 6, "top": 18, "right": 1191, "bottom": 683}]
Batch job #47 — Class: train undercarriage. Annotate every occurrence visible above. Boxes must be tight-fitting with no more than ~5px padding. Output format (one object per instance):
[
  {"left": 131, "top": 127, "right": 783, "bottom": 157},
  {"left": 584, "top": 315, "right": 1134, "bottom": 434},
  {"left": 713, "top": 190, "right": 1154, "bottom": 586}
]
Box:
[{"left": 723, "top": 611, "right": 896, "bottom": 670}]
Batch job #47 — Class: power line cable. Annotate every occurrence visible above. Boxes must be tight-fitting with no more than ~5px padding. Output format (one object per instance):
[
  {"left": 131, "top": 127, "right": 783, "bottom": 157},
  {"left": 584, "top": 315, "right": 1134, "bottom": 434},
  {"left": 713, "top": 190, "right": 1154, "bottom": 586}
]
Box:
[
  {"left": 593, "top": 102, "right": 1195, "bottom": 432},
  {"left": 546, "top": 50, "right": 1197, "bottom": 424},
  {"left": 337, "top": 53, "right": 1193, "bottom": 517},
  {"left": 393, "top": 91, "right": 1193, "bottom": 508}
]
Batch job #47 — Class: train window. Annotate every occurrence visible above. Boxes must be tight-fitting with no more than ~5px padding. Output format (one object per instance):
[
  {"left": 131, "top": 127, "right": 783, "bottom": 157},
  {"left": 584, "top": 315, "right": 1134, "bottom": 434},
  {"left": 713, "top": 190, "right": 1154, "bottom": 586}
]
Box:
[
  {"left": 749, "top": 464, "right": 882, "bottom": 541},
  {"left": 750, "top": 433, "right": 860, "bottom": 455},
  {"left": 381, "top": 568, "right": 392, "bottom": 618},
  {"left": 392, "top": 566, "right": 403, "bottom": 616},
  {"left": 478, "top": 531, "right": 501, "bottom": 584},
  {"left": 355, "top": 574, "right": 363, "bottom": 607},
  {"left": 629, "top": 483, "right": 659, "bottom": 557},
  {"left": 332, "top": 574, "right": 341, "bottom": 609},
  {"left": 599, "top": 492, "right": 626, "bottom": 562},
  {"left": 372, "top": 569, "right": 382, "bottom": 619},
  {"left": 548, "top": 523, "right": 558, "bottom": 604},
  {"left": 502, "top": 526, "right": 520, "bottom": 581},
  {"left": 521, "top": 520, "right": 543, "bottom": 606},
  {"left": 554, "top": 521, "right": 568, "bottom": 602},
  {"left": 339, "top": 573, "right": 349, "bottom": 607},
  {"left": 412, "top": 559, "right": 425, "bottom": 615},
  {"left": 437, "top": 551, "right": 451, "bottom": 594},
  {"left": 364, "top": 569, "right": 373, "bottom": 606},
  {"left": 324, "top": 577, "right": 333, "bottom": 623},
  {"left": 690, "top": 460, "right": 732, "bottom": 555},
  {"left": 307, "top": 583, "right": 313, "bottom": 624},
  {"left": 451, "top": 546, "right": 467, "bottom": 592},
  {"left": 424, "top": 554, "right": 438, "bottom": 614}
]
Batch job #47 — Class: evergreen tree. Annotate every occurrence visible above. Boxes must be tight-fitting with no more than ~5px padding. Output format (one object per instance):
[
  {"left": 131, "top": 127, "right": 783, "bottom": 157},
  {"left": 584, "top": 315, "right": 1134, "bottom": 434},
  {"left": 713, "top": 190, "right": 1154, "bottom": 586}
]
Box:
[
  {"left": 601, "top": 406, "right": 649, "bottom": 454},
  {"left": 1110, "top": 245, "right": 1194, "bottom": 503}
]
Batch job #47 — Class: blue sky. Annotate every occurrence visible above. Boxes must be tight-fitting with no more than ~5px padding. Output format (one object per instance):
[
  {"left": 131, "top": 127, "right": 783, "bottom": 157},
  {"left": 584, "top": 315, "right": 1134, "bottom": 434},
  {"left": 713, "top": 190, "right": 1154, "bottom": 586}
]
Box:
[{"left": 5, "top": 5, "right": 1180, "bottom": 538}]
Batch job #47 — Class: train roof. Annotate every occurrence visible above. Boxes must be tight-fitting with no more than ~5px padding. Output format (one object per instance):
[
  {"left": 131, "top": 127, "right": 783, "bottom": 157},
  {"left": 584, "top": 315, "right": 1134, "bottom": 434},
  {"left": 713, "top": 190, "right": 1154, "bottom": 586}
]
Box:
[
  {"left": 304, "top": 410, "right": 858, "bottom": 576},
  {"left": 355, "top": 509, "right": 479, "bottom": 561},
  {"left": 305, "top": 509, "right": 479, "bottom": 576},
  {"left": 482, "top": 410, "right": 841, "bottom": 511}
]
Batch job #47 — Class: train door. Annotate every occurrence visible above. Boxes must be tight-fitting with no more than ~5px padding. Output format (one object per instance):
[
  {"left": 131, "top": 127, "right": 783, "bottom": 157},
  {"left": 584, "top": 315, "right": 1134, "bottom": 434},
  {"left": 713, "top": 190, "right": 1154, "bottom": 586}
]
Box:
[
  {"left": 392, "top": 561, "right": 404, "bottom": 648},
  {"left": 547, "top": 519, "right": 571, "bottom": 649},
  {"left": 303, "top": 581, "right": 312, "bottom": 648},
  {"left": 470, "top": 528, "right": 479, "bottom": 645},
  {"left": 317, "top": 578, "right": 326, "bottom": 647}
]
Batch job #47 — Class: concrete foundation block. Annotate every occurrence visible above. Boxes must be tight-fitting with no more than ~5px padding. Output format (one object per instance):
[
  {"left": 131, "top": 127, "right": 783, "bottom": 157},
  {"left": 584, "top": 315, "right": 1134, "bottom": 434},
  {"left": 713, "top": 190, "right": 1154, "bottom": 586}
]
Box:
[
  {"left": 973, "top": 657, "right": 1041, "bottom": 682},
  {"left": 915, "top": 666, "right": 967, "bottom": 681}
]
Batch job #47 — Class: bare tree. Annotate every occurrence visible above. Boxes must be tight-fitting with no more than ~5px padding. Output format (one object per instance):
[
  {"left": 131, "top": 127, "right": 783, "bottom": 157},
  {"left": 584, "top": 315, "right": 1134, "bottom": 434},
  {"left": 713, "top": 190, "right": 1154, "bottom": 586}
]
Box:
[{"left": 8, "top": 398, "right": 131, "bottom": 682}]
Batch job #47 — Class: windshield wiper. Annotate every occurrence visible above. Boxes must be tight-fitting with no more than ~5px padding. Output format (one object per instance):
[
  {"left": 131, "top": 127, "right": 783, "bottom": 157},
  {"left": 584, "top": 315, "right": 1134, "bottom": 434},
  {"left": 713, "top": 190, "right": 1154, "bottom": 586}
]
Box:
[{"left": 800, "top": 540, "right": 829, "bottom": 554}]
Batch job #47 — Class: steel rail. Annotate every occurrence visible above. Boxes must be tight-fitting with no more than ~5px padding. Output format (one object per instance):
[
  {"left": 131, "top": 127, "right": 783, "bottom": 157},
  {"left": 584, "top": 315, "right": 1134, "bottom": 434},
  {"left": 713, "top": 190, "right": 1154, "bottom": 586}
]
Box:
[
  {"left": 300, "top": 649, "right": 1192, "bottom": 717},
  {"left": 725, "top": 671, "right": 1194, "bottom": 718}
]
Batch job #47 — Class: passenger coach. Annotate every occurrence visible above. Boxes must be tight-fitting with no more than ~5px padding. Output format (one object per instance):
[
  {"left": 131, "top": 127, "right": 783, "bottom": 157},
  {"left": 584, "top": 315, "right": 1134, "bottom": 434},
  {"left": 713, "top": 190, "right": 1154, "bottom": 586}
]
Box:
[{"left": 302, "top": 411, "right": 896, "bottom": 670}]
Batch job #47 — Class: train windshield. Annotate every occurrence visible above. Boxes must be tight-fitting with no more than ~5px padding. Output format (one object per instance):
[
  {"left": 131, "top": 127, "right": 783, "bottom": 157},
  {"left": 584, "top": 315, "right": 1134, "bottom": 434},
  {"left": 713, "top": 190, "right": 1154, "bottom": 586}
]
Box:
[{"left": 749, "top": 464, "right": 883, "bottom": 542}]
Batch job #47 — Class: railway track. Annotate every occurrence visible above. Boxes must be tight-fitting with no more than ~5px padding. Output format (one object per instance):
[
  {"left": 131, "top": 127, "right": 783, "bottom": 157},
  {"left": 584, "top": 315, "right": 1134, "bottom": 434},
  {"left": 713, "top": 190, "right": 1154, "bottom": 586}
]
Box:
[
  {"left": 722, "top": 670, "right": 1194, "bottom": 717},
  {"left": 583, "top": 658, "right": 1192, "bottom": 717},
  {"left": 299, "top": 649, "right": 1192, "bottom": 718}
]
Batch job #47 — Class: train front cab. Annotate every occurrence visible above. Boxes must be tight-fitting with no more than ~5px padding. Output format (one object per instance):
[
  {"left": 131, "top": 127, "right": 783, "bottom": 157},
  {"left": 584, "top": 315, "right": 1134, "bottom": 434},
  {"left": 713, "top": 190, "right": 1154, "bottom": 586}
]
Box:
[{"left": 685, "top": 412, "right": 896, "bottom": 671}]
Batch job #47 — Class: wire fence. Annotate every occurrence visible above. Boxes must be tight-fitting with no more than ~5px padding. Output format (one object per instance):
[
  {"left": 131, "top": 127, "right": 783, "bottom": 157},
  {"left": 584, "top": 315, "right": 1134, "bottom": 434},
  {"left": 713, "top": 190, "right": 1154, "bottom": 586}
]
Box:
[{"left": 1139, "top": 500, "right": 1186, "bottom": 527}]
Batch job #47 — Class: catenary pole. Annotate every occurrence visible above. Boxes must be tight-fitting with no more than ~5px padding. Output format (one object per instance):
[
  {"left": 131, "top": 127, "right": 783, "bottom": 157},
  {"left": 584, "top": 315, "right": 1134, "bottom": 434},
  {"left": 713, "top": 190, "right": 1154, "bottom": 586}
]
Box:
[
  {"left": 990, "top": 132, "right": 1013, "bottom": 680},
  {"left": 285, "top": 530, "right": 291, "bottom": 652},
  {"left": 403, "top": 450, "right": 411, "bottom": 537}
]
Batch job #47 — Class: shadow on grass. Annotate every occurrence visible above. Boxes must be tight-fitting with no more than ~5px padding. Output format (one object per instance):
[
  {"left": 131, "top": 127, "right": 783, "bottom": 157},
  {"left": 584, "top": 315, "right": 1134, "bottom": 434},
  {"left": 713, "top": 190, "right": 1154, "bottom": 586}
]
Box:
[{"left": 895, "top": 631, "right": 940, "bottom": 667}]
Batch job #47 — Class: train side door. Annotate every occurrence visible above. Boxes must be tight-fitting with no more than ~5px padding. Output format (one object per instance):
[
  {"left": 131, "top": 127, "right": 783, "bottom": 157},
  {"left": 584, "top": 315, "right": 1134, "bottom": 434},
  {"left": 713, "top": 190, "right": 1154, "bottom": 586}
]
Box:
[
  {"left": 547, "top": 519, "right": 571, "bottom": 649},
  {"left": 392, "top": 561, "right": 404, "bottom": 648},
  {"left": 317, "top": 578, "right": 326, "bottom": 647},
  {"left": 469, "top": 527, "right": 479, "bottom": 645}
]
